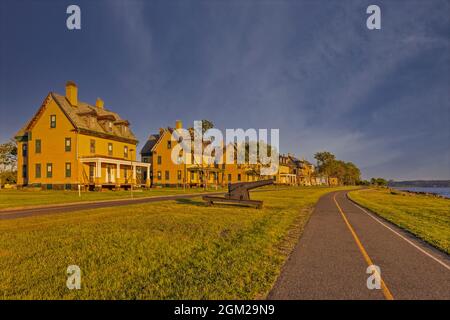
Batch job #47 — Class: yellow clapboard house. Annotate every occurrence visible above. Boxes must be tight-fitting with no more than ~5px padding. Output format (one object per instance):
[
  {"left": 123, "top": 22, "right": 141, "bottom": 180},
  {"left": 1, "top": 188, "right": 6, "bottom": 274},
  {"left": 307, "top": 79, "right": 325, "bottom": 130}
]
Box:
[
  {"left": 140, "top": 123, "right": 261, "bottom": 187},
  {"left": 15, "top": 81, "right": 150, "bottom": 190},
  {"left": 140, "top": 121, "right": 224, "bottom": 187},
  {"left": 274, "top": 154, "right": 297, "bottom": 185}
]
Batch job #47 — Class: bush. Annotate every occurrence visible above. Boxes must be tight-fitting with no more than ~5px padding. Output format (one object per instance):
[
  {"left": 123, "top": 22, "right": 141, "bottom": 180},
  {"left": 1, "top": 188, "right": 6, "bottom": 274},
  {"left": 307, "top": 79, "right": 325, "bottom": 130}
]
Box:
[{"left": 0, "top": 171, "right": 17, "bottom": 186}]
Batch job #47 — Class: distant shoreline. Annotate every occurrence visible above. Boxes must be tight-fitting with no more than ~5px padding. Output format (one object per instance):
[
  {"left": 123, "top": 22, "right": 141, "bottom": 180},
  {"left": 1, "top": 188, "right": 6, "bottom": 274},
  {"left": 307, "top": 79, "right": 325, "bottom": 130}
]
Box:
[
  {"left": 388, "top": 180, "right": 450, "bottom": 188},
  {"left": 390, "top": 187, "right": 450, "bottom": 199}
]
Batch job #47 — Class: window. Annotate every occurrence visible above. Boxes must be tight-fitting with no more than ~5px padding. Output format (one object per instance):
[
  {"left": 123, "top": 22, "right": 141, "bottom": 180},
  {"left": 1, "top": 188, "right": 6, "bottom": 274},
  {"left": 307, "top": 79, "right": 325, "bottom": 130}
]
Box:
[
  {"left": 177, "top": 151, "right": 183, "bottom": 164},
  {"left": 65, "top": 162, "right": 71, "bottom": 178},
  {"left": 35, "top": 164, "right": 41, "bottom": 178},
  {"left": 35, "top": 139, "right": 41, "bottom": 153},
  {"left": 167, "top": 140, "right": 172, "bottom": 149},
  {"left": 22, "top": 143, "right": 27, "bottom": 157},
  {"left": 191, "top": 172, "right": 195, "bottom": 180},
  {"left": 124, "top": 146, "right": 128, "bottom": 158},
  {"left": 157, "top": 155, "right": 162, "bottom": 165},
  {"left": 22, "top": 165, "right": 27, "bottom": 178},
  {"left": 177, "top": 170, "right": 182, "bottom": 180},
  {"left": 228, "top": 174, "right": 232, "bottom": 181},
  {"left": 46, "top": 163, "right": 53, "bottom": 178},
  {"left": 108, "top": 143, "right": 113, "bottom": 156},
  {"left": 90, "top": 139, "right": 96, "bottom": 153},
  {"left": 165, "top": 170, "right": 170, "bottom": 180},
  {"left": 65, "top": 138, "right": 72, "bottom": 152},
  {"left": 50, "top": 115, "right": 56, "bottom": 128},
  {"left": 157, "top": 171, "right": 162, "bottom": 180},
  {"left": 238, "top": 174, "right": 241, "bottom": 181},
  {"left": 108, "top": 121, "right": 113, "bottom": 132}
]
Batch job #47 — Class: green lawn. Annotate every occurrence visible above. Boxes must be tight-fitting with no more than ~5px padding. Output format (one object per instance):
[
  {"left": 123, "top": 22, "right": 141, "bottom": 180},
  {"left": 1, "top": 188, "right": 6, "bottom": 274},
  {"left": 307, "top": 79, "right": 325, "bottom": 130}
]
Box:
[
  {"left": 0, "top": 187, "right": 225, "bottom": 210},
  {"left": 348, "top": 188, "right": 450, "bottom": 254},
  {"left": 0, "top": 186, "right": 352, "bottom": 299}
]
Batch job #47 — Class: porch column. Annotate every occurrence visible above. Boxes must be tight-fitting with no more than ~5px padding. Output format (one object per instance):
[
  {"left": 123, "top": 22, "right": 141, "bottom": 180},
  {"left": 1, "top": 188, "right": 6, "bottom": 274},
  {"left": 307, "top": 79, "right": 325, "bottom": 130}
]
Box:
[
  {"left": 115, "top": 162, "right": 121, "bottom": 189},
  {"left": 95, "top": 160, "right": 102, "bottom": 186},
  {"left": 96, "top": 160, "right": 102, "bottom": 178},
  {"left": 132, "top": 164, "right": 136, "bottom": 184},
  {"left": 146, "top": 165, "right": 151, "bottom": 187}
]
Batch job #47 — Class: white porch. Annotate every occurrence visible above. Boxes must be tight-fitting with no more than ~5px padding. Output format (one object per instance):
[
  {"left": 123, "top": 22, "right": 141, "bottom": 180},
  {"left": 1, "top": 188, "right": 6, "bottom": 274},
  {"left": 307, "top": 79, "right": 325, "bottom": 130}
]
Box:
[
  {"left": 278, "top": 173, "right": 297, "bottom": 185},
  {"left": 79, "top": 157, "right": 151, "bottom": 188}
]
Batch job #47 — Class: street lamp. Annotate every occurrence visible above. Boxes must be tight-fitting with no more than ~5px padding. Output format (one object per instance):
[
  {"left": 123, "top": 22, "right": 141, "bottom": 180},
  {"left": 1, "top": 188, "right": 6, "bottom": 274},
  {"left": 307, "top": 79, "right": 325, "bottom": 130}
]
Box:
[{"left": 130, "top": 148, "right": 134, "bottom": 198}]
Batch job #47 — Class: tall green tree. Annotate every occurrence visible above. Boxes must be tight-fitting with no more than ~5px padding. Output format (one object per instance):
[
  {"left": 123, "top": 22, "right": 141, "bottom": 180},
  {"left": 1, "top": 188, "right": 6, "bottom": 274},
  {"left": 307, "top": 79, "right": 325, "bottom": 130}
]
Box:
[
  {"left": 201, "top": 119, "right": 214, "bottom": 134},
  {"left": 0, "top": 140, "right": 17, "bottom": 172},
  {"left": 370, "top": 177, "right": 387, "bottom": 186},
  {"left": 0, "top": 140, "right": 18, "bottom": 185},
  {"left": 314, "top": 151, "right": 361, "bottom": 185},
  {"left": 314, "top": 151, "right": 335, "bottom": 169}
]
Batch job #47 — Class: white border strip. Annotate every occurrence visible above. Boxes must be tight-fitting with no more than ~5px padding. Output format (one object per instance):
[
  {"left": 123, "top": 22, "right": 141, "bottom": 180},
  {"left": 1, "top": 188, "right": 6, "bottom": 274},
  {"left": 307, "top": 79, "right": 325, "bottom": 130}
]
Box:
[{"left": 349, "top": 199, "right": 450, "bottom": 271}]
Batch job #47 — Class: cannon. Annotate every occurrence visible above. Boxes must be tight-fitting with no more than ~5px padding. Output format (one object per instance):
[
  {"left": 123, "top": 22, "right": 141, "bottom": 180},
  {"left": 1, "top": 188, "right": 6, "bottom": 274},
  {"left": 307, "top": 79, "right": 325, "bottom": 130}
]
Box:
[{"left": 202, "top": 179, "right": 274, "bottom": 209}]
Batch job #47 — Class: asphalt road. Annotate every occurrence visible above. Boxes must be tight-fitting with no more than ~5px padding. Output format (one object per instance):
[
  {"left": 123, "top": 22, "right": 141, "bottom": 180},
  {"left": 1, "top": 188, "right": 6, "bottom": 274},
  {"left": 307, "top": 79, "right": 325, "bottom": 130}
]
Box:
[
  {"left": 268, "top": 190, "right": 450, "bottom": 300},
  {"left": 0, "top": 192, "right": 224, "bottom": 220}
]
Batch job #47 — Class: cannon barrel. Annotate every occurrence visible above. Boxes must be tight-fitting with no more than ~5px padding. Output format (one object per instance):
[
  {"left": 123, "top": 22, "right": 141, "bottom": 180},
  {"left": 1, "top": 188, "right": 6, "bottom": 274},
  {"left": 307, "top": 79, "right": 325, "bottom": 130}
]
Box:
[
  {"left": 204, "top": 179, "right": 274, "bottom": 208},
  {"left": 228, "top": 179, "right": 274, "bottom": 192}
]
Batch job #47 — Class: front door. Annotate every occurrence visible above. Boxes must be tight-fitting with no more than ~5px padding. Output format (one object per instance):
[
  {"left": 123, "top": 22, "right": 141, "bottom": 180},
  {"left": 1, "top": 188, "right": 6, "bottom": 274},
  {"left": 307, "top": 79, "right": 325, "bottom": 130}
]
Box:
[{"left": 89, "top": 164, "right": 95, "bottom": 183}]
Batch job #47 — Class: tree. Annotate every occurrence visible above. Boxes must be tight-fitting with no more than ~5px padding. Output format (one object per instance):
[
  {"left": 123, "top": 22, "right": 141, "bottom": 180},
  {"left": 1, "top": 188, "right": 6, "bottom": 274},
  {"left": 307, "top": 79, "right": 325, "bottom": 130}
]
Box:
[
  {"left": 0, "top": 140, "right": 18, "bottom": 186},
  {"left": 342, "top": 162, "right": 361, "bottom": 185},
  {"left": 370, "top": 177, "right": 387, "bottom": 186},
  {"left": 0, "top": 171, "right": 16, "bottom": 185},
  {"left": 0, "top": 140, "right": 17, "bottom": 172},
  {"left": 314, "top": 151, "right": 336, "bottom": 170},
  {"left": 314, "top": 151, "right": 361, "bottom": 185},
  {"left": 201, "top": 119, "right": 214, "bottom": 134}
]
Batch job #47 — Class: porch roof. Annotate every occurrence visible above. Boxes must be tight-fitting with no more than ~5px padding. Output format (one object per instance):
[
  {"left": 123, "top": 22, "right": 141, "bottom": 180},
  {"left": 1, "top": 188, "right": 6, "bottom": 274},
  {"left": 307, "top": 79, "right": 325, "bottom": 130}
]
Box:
[{"left": 79, "top": 157, "right": 151, "bottom": 168}]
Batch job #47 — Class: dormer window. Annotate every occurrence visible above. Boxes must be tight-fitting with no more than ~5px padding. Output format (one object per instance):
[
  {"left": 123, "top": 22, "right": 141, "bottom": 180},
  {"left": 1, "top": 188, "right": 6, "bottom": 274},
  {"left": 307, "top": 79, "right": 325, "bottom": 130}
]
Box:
[{"left": 108, "top": 121, "right": 112, "bottom": 131}]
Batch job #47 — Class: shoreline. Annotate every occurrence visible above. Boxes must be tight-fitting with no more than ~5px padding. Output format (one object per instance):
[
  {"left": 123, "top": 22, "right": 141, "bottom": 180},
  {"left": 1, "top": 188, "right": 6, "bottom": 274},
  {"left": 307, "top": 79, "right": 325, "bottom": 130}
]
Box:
[{"left": 389, "top": 187, "right": 449, "bottom": 199}]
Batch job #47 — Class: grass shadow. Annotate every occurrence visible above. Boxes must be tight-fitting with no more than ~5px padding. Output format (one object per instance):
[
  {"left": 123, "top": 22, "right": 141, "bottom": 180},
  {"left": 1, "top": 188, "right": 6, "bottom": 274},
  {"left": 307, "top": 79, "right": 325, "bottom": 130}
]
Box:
[
  {"left": 175, "top": 198, "right": 259, "bottom": 210},
  {"left": 175, "top": 198, "right": 207, "bottom": 207}
]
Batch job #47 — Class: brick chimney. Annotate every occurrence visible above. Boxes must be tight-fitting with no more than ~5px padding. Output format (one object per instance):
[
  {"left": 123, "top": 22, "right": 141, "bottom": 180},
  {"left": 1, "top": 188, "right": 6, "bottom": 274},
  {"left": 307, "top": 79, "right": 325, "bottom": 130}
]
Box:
[
  {"left": 175, "top": 120, "right": 182, "bottom": 129},
  {"left": 65, "top": 81, "right": 78, "bottom": 106},
  {"left": 95, "top": 97, "right": 104, "bottom": 109}
]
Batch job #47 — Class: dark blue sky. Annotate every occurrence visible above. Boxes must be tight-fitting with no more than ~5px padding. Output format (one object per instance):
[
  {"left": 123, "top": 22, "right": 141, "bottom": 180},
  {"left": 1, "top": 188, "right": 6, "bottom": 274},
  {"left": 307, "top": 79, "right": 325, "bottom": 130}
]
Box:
[{"left": 1, "top": 0, "right": 449, "bottom": 180}]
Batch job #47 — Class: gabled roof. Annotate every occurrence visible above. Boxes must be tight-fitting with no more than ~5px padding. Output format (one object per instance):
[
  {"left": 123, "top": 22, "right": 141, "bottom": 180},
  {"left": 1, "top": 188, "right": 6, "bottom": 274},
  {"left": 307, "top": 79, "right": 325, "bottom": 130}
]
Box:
[
  {"left": 140, "top": 134, "right": 161, "bottom": 156},
  {"left": 16, "top": 92, "right": 138, "bottom": 144},
  {"left": 140, "top": 126, "right": 215, "bottom": 156}
]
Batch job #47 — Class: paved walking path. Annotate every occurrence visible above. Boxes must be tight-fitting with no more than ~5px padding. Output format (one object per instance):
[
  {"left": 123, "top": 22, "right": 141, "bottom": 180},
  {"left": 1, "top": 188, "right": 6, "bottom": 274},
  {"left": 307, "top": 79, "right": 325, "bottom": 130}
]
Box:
[
  {"left": 269, "top": 190, "right": 450, "bottom": 300},
  {"left": 0, "top": 192, "right": 224, "bottom": 220}
]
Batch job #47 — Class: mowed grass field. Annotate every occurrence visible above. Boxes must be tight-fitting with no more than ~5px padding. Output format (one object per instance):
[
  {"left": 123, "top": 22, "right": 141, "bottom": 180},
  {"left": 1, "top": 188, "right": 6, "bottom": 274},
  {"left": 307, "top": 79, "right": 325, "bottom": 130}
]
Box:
[
  {"left": 0, "top": 186, "right": 352, "bottom": 299},
  {"left": 349, "top": 188, "right": 450, "bottom": 254},
  {"left": 0, "top": 187, "right": 224, "bottom": 210}
]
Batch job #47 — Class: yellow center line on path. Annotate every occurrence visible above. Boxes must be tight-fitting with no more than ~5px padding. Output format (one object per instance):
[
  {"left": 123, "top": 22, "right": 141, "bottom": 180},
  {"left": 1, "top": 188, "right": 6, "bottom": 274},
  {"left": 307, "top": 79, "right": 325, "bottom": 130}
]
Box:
[{"left": 333, "top": 193, "right": 394, "bottom": 300}]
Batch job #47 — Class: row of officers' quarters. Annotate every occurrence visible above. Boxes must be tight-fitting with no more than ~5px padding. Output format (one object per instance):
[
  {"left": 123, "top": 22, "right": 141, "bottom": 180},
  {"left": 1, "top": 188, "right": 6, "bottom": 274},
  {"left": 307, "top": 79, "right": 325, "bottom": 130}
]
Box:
[{"left": 15, "top": 82, "right": 338, "bottom": 190}]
